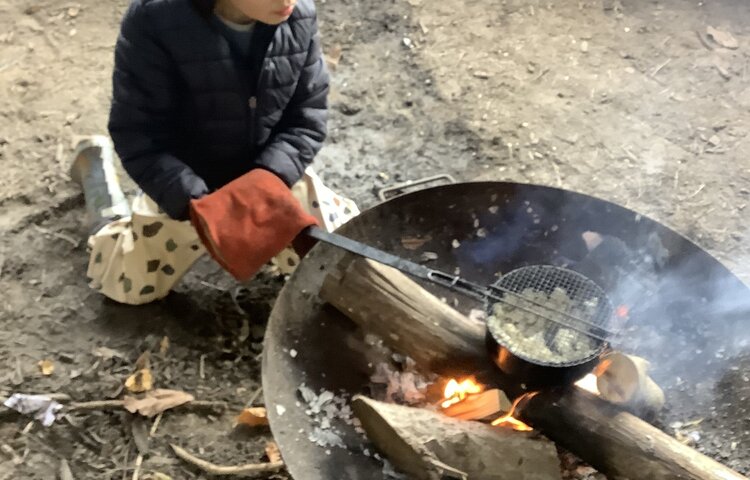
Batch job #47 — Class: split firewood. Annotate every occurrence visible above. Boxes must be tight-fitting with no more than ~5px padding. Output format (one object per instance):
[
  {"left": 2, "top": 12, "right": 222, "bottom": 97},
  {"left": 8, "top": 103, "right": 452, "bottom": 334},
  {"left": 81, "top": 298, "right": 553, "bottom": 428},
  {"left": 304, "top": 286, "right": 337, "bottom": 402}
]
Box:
[
  {"left": 595, "top": 352, "right": 665, "bottom": 415},
  {"left": 170, "top": 444, "right": 285, "bottom": 476},
  {"left": 352, "top": 395, "right": 562, "bottom": 480},
  {"left": 440, "top": 389, "right": 511, "bottom": 421}
]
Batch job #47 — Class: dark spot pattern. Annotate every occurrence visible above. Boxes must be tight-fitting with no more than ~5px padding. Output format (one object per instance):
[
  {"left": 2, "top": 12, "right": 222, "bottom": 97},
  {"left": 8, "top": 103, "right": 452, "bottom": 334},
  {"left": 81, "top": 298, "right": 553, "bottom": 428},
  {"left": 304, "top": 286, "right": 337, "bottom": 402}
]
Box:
[
  {"left": 190, "top": 244, "right": 201, "bottom": 251},
  {"left": 142, "top": 222, "right": 164, "bottom": 238},
  {"left": 287, "top": 257, "right": 296, "bottom": 267},
  {"left": 123, "top": 277, "right": 132, "bottom": 293},
  {"left": 147, "top": 260, "right": 160, "bottom": 273},
  {"left": 139, "top": 285, "right": 155, "bottom": 295},
  {"left": 311, "top": 200, "right": 319, "bottom": 209},
  {"left": 161, "top": 264, "right": 175, "bottom": 275},
  {"left": 94, "top": 252, "right": 102, "bottom": 264},
  {"left": 165, "top": 239, "right": 177, "bottom": 252}
]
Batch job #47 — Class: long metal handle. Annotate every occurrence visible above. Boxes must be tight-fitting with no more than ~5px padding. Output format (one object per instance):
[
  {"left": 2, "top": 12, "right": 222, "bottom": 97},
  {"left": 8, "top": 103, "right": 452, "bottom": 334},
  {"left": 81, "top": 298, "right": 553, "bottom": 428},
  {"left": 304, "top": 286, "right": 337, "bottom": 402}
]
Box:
[
  {"left": 304, "top": 226, "right": 616, "bottom": 342},
  {"left": 304, "top": 226, "right": 489, "bottom": 301}
]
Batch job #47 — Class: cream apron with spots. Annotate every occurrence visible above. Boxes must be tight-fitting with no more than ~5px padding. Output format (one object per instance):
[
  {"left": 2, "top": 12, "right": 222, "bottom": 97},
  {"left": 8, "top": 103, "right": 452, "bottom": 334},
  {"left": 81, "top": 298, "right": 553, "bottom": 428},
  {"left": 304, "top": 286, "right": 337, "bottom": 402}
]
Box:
[{"left": 86, "top": 169, "right": 359, "bottom": 305}]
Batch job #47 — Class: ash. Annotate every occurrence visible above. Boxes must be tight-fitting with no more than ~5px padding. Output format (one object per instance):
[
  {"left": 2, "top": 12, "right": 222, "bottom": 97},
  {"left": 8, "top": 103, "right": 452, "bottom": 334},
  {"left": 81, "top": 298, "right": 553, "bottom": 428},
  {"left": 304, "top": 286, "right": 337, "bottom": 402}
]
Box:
[
  {"left": 369, "top": 353, "right": 434, "bottom": 405},
  {"left": 297, "top": 384, "right": 363, "bottom": 449}
]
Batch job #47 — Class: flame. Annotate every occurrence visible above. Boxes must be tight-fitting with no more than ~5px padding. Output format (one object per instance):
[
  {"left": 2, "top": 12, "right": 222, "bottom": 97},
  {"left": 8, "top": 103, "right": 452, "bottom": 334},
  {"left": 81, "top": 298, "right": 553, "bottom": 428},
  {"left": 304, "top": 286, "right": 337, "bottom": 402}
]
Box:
[
  {"left": 441, "top": 377, "right": 483, "bottom": 409},
  {"left": 491, "top": 392, "right": 538, "bottom": 432}
]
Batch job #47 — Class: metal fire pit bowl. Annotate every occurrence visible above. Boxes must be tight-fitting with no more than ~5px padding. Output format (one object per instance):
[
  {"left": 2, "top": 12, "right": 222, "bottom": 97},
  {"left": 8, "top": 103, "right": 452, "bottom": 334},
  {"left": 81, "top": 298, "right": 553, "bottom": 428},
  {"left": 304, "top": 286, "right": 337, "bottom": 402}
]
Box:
[{"left": 262, "top": 182, "right": 750, "bottom": 480}]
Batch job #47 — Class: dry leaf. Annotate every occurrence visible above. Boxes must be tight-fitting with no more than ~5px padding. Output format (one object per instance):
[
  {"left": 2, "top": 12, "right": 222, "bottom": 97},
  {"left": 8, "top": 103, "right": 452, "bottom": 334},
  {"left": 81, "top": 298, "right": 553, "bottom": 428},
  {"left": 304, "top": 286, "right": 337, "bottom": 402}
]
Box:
[
  {"left": 38, "top": 359, "right": 55, "bottom": 376},
  {"left": 92, "top": 346, "right": 126, "bottom": 361},
  {"left": 125, "top": 368, "right": 153, "bottom": 393},
  {"left": 401, "top": 235, "right": 432, "bottom": 250},
  {"left": 265, "top": 441, "right": 282, "bottom": 463},
  {"left": 123, "top": 389, "right": 194, "bottom": 417},
  {"left": 159, "top": 336, "right": 170, "bottom": 356},
  {"left": 135, "top": 351, "right": 151, "bottom": 370},
  {"left": 236, "top": 407, "right": 269, "bottom": 427},
  {"left": 325, "top": 44, "right": 343, "bottom": 69},
  {"left": 707, "top": 26, "right": 739, "bottom": 50},
  {"left": 131, "top": 416, "right": 151, "bottom": 455}
]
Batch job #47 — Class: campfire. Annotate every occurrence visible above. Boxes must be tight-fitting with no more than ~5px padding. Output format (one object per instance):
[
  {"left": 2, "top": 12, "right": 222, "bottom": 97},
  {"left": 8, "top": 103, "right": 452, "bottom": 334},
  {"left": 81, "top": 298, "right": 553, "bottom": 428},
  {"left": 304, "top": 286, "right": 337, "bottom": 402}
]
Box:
[{"left": 262, "top": 183, "right": 750, "bottom": 480}]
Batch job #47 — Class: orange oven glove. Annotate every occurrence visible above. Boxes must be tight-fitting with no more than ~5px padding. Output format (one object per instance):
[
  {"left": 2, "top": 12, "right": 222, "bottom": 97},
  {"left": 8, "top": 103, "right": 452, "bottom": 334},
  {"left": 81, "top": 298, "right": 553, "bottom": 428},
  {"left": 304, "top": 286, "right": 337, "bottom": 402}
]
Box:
[{"left": 189, "top": 168, "right": 318, "bottom": 281}]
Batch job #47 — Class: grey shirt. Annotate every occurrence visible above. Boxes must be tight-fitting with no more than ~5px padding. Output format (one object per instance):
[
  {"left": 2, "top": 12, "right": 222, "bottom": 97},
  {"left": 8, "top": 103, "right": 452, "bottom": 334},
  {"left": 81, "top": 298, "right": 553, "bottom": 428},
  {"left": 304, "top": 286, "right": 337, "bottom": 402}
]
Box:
[{"left": 211, "top": 14, "right": 255, "bottom": 60}]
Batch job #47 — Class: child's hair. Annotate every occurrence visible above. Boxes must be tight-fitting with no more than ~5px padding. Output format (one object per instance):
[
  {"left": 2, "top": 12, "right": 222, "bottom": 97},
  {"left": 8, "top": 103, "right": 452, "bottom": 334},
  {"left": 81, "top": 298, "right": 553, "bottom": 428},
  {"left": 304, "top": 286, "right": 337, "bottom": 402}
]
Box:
[{"left": 191, "top": 0, "right": 215, "bottom": 17}]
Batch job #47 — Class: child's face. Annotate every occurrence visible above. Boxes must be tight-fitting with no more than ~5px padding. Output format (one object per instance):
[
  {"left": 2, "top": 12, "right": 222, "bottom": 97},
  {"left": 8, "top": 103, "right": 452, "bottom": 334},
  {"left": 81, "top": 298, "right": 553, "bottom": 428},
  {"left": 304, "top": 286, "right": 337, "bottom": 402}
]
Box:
[{"left": 228, "top": 0, "right": 296, "bottom": 25}]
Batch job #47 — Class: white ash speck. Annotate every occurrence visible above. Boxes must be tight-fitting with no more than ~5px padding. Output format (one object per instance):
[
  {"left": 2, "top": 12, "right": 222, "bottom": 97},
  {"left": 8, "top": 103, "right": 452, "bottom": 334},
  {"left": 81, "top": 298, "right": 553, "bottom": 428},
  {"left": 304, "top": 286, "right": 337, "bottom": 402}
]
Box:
[
  {"left": 489, "top": 205, "right": 499, "bottom": 214},
  {"left": 290, "top": 349, "right": 298, "bottom": 358},
  {"left": 276, "top": 405, "right": 286, "bottom": 416},
  {"left": 477, "top": 227, "right": 488, "bottom": 238},
  {"left": 452, "top": 239, "right": 461, "bottom": 249}
]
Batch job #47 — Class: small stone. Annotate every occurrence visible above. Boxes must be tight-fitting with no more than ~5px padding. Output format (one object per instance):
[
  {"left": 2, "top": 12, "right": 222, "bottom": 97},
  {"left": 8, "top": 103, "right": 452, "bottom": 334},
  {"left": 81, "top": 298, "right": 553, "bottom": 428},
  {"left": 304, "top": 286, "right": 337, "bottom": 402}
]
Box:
[
  {"left": 580, "top": 41, "right": 589, "bottom": 53},
  {"left": 708, "top": 134, "right": 721, "bottom": 146},
  {"left": 473, "top": 70, "right": 491, "bottom": 79},
  {"left": 402, "top": 37, "right": 413, "bottom": 49}
]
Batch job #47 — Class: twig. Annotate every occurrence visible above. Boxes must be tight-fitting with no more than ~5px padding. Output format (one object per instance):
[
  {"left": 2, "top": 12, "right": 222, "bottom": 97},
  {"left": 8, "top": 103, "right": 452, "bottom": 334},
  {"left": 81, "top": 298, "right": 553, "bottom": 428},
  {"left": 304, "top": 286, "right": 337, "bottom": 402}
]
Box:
[
  {"left": 248, "top": 387, "right": 263, "bottom": 407},
  {"left": 199, "top": 354, "right": 206, "bottom": 380},
  {"left": 687, "top": 183, "right": 705, "bottom": 199},
  {"left": 67, "top": 399, "right": 229, "bottom": 413},
  {"left": 200, "top": 281, "right": 226, "bottom": 292},
  {"left": 650, "top": 58, "right": 672, "bottom": 77},
  {"left": 171, "top": 444, "right": 284, "bottom": 476},
  {"left": 32, "top": 225, "right": 79, "bottom": 248}
]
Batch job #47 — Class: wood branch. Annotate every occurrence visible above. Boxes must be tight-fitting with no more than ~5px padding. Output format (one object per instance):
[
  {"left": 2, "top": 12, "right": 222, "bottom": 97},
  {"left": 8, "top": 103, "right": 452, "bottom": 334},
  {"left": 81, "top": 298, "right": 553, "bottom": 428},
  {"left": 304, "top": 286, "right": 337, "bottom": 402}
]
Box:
[
  {"left": 321, "top": 256, "right": 749, "bottom": 480},
  {"left": 352, "top": 395, "right": 561, "bottom": 480},
  {"left": 320, "top": 256, "right": 487, "bottom": 372},
  {"left": 171, "top": 444, "right": 285, "bottom": 476},
  {"left": 65, "top": 399, "right": 229, "bottom": 413}
]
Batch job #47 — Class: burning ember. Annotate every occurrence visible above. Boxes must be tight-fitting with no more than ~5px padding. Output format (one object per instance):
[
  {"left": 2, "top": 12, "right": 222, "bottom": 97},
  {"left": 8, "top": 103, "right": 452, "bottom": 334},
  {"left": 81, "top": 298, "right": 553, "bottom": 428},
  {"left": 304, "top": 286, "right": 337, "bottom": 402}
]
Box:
[
  {"left": 441, "top": 377, "right": 535, "bottom": 432},
  {"left": 441, "top": 377, "right": 483, "bottom": 408},
  {"left": 491, "top": 392, "right": 536, "bottom": 432}
]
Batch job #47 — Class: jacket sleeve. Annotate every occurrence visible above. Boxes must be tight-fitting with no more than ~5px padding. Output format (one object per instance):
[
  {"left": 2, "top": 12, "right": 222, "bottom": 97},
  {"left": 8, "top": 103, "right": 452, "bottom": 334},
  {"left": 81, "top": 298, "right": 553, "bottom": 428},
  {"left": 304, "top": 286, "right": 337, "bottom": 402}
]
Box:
[
  {"left": 108, "top": 1, "right": 209, "bottom": 220},
  {"left": 254, "top": 18, "right": 330, "bottom": 186}
]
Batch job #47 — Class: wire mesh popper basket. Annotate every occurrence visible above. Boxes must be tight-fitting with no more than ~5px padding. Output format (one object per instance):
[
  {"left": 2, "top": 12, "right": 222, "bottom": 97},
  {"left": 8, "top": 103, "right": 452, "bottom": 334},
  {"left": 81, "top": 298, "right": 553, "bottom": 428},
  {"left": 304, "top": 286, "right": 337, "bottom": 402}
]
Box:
[{"left": 484, "top": 265, "right": 616, "bottom": 385}]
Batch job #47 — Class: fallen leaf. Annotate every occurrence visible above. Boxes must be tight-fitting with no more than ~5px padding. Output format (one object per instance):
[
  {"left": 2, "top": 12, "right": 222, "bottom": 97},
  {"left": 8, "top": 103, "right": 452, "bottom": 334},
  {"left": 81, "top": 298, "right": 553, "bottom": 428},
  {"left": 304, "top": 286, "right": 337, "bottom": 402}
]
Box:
[
  {"left": 159, "top": 336, "right": 170, "bottom": 356},
  {"left": 236, "top": 407, "right": 269, "bottom": 427},
  {"left": 125, "top": 368, "right": 153, "bottom": 393},
  {"left": 325, "top": 44, "right": 343, "bottom": 70},
  {"left": 131, "top": 416, "right": 151, "bottom": 455},
  {"left": 265, "top": 441, "right": 282, "bottom": 463},
  {"left": 238, "top": 319, "right": 250, "bottom": 343},
  {"left": 707, "top": 26, "right": 739, "bottom": 50},
  {"left": 401, "top": 235, "right": 432, "bottom": 250},
  {"left": 123, "top": 389, "right": 194, "bottom": 417},
  {"left": 38, "top": 359, "right": 55, "bottom": 376},
  {"left": 135, "top": 351, "right": 151, "bottom": 370},
  {"left": 92, "top": 346, "right": 126, "bottom": 361}
]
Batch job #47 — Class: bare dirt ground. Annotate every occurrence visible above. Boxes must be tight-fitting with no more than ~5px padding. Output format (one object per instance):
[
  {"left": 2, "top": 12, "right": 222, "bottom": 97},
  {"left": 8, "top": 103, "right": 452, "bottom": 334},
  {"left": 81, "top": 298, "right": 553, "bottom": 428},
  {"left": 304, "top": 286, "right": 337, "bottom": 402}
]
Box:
[{"left": 0, "top": 0, "right": 749, "bottom": 478}]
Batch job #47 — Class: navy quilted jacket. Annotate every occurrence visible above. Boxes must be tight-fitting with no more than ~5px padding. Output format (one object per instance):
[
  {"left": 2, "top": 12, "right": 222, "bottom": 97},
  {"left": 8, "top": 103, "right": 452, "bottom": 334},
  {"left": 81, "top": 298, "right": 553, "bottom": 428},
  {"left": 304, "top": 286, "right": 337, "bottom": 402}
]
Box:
[{"left": 108, "top": 0, "right": 329, "bottom": 219}]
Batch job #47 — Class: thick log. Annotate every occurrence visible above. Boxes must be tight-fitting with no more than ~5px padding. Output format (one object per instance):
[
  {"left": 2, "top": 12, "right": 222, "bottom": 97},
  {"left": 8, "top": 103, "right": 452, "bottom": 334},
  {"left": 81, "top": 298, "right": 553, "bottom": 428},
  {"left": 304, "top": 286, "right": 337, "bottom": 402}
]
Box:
[
  {"left": 320, "top": 255, "right": 487, "bottom": 372},
  {"left": 351, "top": 395, "right": 562, "bottom": 480},
  {"left": 320, "top": 257, "right": 749, "bottom": 480}
]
